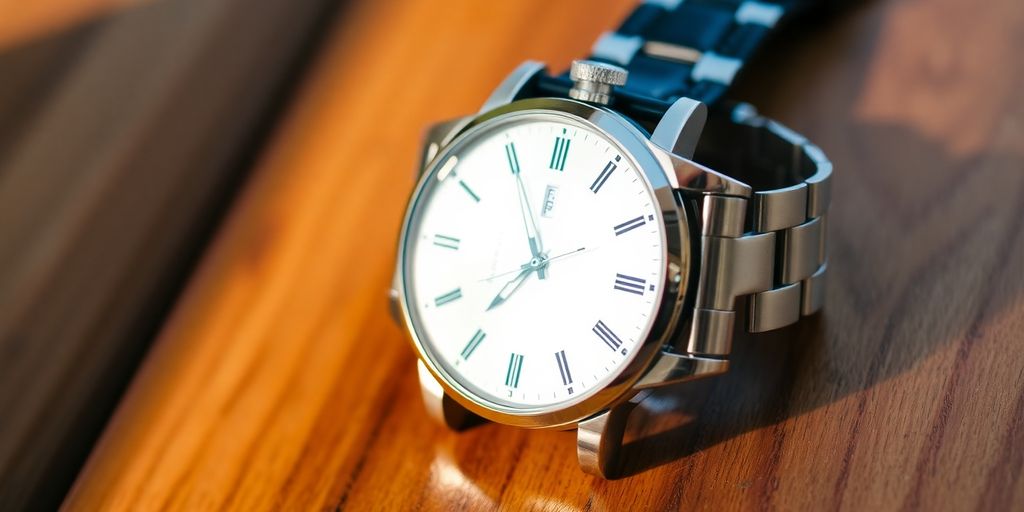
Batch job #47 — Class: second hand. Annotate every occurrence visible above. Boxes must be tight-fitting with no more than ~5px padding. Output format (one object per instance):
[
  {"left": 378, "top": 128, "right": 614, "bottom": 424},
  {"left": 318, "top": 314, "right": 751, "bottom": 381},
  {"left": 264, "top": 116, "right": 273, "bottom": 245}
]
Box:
[{"left": 478, "top": 246, "right": 590, "bottom": 282}]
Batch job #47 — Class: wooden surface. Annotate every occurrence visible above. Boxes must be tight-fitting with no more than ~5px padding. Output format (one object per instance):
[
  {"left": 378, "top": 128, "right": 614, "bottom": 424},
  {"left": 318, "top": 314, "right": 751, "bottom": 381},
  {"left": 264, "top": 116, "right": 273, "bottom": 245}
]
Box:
[
  {"left": 0, "top": 0, "right": 340, "bottom": 509},
  {"left": 57, "top": 0, "right": 1024, "bottom": 509},
  {"left": 0, "top": 0, "right": 137, "bottom": 51}
]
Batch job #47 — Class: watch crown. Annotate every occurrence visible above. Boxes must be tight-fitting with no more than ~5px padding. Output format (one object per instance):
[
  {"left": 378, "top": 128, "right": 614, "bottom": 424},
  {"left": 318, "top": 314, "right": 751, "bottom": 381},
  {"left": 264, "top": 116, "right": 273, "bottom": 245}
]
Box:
[{"left": 569, "top": 59, "right": 628, "bottom": 105}]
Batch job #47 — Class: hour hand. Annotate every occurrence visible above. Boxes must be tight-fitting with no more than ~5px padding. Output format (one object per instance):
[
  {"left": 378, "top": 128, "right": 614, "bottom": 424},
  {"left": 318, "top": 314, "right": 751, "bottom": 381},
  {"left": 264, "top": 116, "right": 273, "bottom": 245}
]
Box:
[{"left": 486, "top": 266, "right": 533, "bottom": 311}]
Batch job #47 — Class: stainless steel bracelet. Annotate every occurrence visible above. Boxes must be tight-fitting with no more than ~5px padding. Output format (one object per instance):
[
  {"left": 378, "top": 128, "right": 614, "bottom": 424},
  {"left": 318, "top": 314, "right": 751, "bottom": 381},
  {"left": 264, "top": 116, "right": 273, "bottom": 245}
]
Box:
[{"left": 686, "top": 104, "right": 832, "bottom": 357}]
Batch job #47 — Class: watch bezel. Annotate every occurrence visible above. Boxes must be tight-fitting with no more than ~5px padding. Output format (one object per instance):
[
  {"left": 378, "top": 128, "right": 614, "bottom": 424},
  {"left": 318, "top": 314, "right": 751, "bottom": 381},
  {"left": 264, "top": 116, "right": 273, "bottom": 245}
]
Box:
[{"left": 395, "top": 97, "right": 693, "bottom": 428}]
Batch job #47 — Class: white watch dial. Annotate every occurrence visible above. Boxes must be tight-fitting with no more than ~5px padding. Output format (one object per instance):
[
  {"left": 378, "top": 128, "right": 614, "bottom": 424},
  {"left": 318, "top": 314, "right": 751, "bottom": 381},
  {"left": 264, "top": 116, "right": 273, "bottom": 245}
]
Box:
[{"left": 402, "top": 112, "right": 666, "bottom": 411}]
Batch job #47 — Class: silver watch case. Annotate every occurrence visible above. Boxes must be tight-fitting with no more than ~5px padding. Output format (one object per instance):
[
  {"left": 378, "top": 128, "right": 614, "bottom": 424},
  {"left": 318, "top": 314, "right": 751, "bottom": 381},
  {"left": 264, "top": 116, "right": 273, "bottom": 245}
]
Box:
[{"left": 390, "top": 62, "right": 736, "bottom": 432}]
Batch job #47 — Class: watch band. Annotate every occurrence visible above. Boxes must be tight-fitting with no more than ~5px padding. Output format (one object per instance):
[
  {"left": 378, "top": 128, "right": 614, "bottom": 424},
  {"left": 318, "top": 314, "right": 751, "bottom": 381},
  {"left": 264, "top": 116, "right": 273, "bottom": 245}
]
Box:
[
  {"left": 534, "top": 0, "right": 831, "bottom": 348},
  {"left": 537, "top": 0, "right": 799, "bottom": 122},
  {"left": 686, "top": 104, "right": 830, "bottom": 356}
]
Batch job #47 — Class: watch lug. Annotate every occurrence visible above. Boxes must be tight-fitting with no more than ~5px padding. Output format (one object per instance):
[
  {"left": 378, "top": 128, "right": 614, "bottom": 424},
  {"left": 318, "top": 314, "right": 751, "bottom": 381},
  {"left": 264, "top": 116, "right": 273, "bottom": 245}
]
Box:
[
  {"left": 418, "top": 61, "right": 546, "bottom": 175},
  {"left": 646, "top": 98, "right": 751, "bottom": 197},
  {"left": 660, "top": 149, "right": 753, "bottom": 198},
  {"left": 650, "top": 97, "right": 707, "bottom": 158},
  {"left": 578, "top": 349, "right": 728, "bottom": 477},
  {"left": 417, "top": 360, "right": 481, "bottom": 430},
  {"left": 388, "top": 282, "right": 401, "bottom": 324},
  {"left": 633, "top": 351, "right": 729, "bottom": 390},
  {"left": 420, "top": 116, "right": 473, "bottom": 174},
  {"left": 577, "top": 393, "right": 646, "bottom": 478},
  {"left": 478, "top": 60, "right": 547, "bottom": 114}
]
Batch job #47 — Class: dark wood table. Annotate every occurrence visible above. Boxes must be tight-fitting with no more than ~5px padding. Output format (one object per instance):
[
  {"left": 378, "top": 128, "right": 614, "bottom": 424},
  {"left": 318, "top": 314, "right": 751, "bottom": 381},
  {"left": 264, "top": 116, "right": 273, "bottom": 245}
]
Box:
[{"left": 2, "top": 0, "right": 1022, "bottom": 510}]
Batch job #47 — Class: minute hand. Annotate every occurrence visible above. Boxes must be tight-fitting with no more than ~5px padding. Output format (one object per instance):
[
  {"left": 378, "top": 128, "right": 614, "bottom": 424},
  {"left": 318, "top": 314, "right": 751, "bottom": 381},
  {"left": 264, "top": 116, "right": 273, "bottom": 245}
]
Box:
[{"left": 513, "top": 170, "right": 547, "bottom": 278}]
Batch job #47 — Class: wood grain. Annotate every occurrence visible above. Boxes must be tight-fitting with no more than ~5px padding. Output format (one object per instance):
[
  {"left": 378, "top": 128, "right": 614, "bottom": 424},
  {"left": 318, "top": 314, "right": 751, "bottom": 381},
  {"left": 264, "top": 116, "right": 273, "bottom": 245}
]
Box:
[
  {"left": 0, "top": 0, "right": 340, "bottom": 509},
  {"left": 0, "top": 0, "right": 138, "bottom": 51},
  {"left": 63, "top": 0, "right": 1024, "bottom": 510}
]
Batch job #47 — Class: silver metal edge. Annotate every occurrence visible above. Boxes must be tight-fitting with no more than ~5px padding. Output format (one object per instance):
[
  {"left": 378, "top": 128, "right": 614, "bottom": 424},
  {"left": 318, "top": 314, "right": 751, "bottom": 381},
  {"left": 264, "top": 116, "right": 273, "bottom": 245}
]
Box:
[{"left": 395, "top": 97, "right": 694, "bottom": 429}]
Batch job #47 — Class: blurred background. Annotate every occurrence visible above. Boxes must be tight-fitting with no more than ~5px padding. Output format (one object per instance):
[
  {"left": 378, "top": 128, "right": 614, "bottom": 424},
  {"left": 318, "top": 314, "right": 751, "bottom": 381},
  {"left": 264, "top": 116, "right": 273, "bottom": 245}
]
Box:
[{"left": 1, "top": 0, "right": 1022, "bottom": 510}]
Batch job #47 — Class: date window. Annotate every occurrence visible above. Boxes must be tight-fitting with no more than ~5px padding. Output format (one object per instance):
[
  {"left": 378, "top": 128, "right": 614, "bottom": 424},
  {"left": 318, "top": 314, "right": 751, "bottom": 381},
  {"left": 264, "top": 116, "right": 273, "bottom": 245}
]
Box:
[{"left": 541, "top": 185, "right": 558, "bottom": 218}]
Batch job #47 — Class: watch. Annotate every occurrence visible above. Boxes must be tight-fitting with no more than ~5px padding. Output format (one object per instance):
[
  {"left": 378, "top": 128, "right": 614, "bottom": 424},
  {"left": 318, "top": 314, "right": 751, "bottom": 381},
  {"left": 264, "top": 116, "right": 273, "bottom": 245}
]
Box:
[{"left": 390, "top": 0, "right": 831, "bottom": 477}]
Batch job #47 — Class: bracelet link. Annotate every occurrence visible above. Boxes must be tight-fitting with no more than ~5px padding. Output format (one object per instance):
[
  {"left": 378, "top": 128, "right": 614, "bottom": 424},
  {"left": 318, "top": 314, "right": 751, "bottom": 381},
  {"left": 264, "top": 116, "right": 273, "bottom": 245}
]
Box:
[
  {"left": 687, "top": 230, "right": 774, "bottom": 356},
  {"left": 686, "top": 107, "right": 832, "bottom": 351}
]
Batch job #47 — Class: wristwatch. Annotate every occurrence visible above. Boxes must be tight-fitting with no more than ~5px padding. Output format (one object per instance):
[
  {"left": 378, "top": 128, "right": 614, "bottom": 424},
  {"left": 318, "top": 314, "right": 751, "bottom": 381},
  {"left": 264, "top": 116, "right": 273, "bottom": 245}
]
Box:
[{"left": 390, "top": 0, "right": 831, "bottom": 477}]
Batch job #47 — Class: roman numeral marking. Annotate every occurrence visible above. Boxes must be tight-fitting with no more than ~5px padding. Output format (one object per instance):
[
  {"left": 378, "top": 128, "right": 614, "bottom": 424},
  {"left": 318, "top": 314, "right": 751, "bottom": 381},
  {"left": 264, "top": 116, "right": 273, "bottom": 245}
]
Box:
[
  {"left": 432, "top": 234, "right": 460, "bottom": 250},
  {"left": 434, "top": 288, "right": 462, "bottom": 306},
  {"left": 613, "top": 215, "right": 646, "bottom": 236},
  {"left": 593, "top": 320, "right": 623, "bottom": 350},
  {"left": 460, "top": 329, "right": 485, "bottom": 359},
  {"left": 613, "top": 273, "right": 646, "bottom": 295},
  {"left": 458, "top": 180, "right": 480, "bottom": 202},
  {"left": 549, "top": 133, "right": 570, "bottom": 171},
  {"left": 505, "top": 142, "right": 520, "bottom": 174},
  {"left": 555, "top": 350, "right": 572, "bottom": 386},
  {"left": 505, "top": 353, "right": 524, "bottom": 388},
  {"left": 590, "top": 160, "right": 617, "bottom": 193}
]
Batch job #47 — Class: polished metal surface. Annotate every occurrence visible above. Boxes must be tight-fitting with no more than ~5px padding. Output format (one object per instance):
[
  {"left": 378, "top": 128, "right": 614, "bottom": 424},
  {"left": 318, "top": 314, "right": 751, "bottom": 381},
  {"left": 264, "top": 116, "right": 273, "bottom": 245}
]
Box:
[
  {"left": 696, "top": 232, "right": 776, "bottom": 312},
  {"left": 748, "top": 282, "right": 801, "bottom": 332},
  {"left": 635, "top": 351, "right": 730, "bottom": 389},
  {"left": 701, "top": 195, "right": 746, "bottom": 238},
  {"left": 683, "top": 308, "right": 736, "bottom": 356},
  {"left": 666, "top": 152, "right": 753, "bottom": 197},
  {"left": 753, "top": 184, "right": 808, "bottom": 232},
  {"left": 419, "top": 116, "right": 471, "bottom": 172},
  {"left": 479, "top": 60, "right": 546, "bottom": 114},
  {"left": 396, "top": 93, "right": 696, "bottom": 429},
  {"left": 396, "top": 61, "right": 832, "bottom": 478},
  {"left": 578, "top": 350, "right": 728, "bottom": 476},
  {"left": 687, "top": 103, "right": 833, "bottom": 344},
  {"left": 780, "top": 217, "right": 823, "bottom": 285},
  {"left": 417, "top": 361, "right": 478, "bottom": 430},
  {"left": 650, "top": 97, "right": 706, "bottom": 158},
  {"left": 801, "top": 262, "right": 828, "bottom": 316},
  {"left": 568, "top": 60, "right": 627, "bottom": 105},
  {"left": 577, "top": 398, "right": 640, "bottom": 478},
  {"left": 803, "top": 144, "right": 833, "bottom": 218}
]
